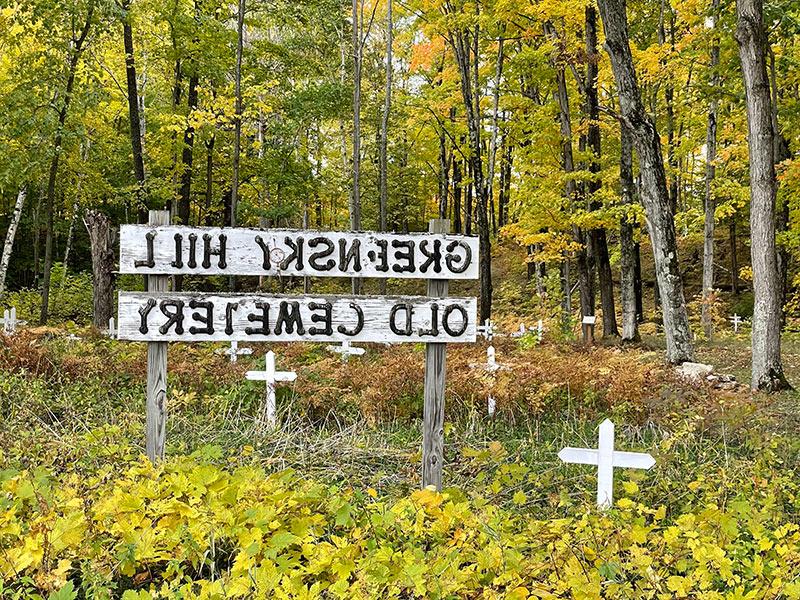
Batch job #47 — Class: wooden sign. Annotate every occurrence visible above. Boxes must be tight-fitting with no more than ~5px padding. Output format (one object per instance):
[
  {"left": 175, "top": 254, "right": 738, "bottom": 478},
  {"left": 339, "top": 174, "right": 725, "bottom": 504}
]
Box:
[
  {"left": 119, "top": 225, "right": 479, "bottom": 280},
  {"left": 118, "top": 292, "right": 477, "bottom": 343}
]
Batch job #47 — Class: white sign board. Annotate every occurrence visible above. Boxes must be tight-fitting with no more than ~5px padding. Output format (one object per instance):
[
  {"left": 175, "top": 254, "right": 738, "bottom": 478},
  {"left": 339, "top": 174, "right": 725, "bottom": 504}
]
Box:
[
  {"left": 582, "top": 315, "right": 597, "bottom": 326},
  {"left": 117, "top": 292, "right": 477, "bottom": 344},
  {"left": 119, "top": 226, "right": 479, "bottom": 279}
]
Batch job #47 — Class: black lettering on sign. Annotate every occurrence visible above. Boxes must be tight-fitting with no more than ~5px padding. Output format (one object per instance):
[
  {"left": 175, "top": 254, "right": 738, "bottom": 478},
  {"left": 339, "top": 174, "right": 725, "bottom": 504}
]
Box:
[
  {"left": 134, "top": 231, "right": 156, "bottom": 268},
  {"left": 308, "top": 301, "right": 333, "bottom": 335},
  {"left": 442, "top": 304, "right": 468, "bottom": 336},
  {"left": 389, "top": 303, "right": 414, "bottom": 335},
  {"left": 281, "top": 237, "right": 304, "bottom": 271},
  {"left": 202, "top": 234, "right": 227, "bottom": 269},
  {"left": 391, "top": 240, "right": 415, "bottom": 273},
  {"left": 188, "top": 300, "right": 214, "bottom": 335},
  {"left": 275, "top": 301, "right": 305, "bottom": 335},
  {"left": 337, "top": 302, "right": 364, "bottom": 336},
  {"left": 255, "top": 236, "right": 271, "bottom": 270},
  {"left": 418, "top": 302, "right": 440, "bottom": 337},
  {"left": 225, "top": 302, "right": 238, "bottom": 335},
  {"left": 308, "top": 237, "right": 336, "bottom": 271},
  {"left": 187, "top": 234, "right": 198, "bottom": 269},
  {"left": 171, "top": 233, "right": 183, "bottom": 268},
  {"left": 418, "top": 240, "right": 442, "bottom": 274},
  {"left": 339, "top": 239, "right": 362, "bottom": 273},
  {"left": 159, "top": 300, "right": 185, "bottom": 335},
  {"left": 445, "top": 240, "right": 471, "bottom": 274},
  {"left": 138, "top": 298, "right": 157, "bottom": 334},
  {"left": 368, "top": 239, "right": 389, "bottom": 273},
  {"left": 245, "top": 302, "right": 270, "bottom": 335}
]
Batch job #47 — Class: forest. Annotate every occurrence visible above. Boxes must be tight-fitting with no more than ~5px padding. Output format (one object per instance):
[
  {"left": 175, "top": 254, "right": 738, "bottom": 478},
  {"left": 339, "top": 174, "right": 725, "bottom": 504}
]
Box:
[{"left": 1, "top": 0, "right": 800, "bottom": 596}]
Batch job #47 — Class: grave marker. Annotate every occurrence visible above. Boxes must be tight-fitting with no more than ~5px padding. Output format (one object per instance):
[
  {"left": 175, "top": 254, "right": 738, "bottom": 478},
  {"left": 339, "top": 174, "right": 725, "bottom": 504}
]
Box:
[
  {"left": 326, "top": 339, "right": 365, "bottom": 361},
  {"left": 215, "top": 340, "right": 253, "bottom": 363},
  {"left": 245, "top": 350, "right": 297, "bottom": 428},
  {"left": 107, "top": 316, "right": 117, "bottom": 339},
  {"left": 1, "top": 308, "right": 16, "bottom": 334},
  {"left": 476, "top": 318, "right": 495, "bottom": 341},
  {"left": 581, "top": 314, "right": 596, "bottom": 345},
  {"left": 730, "top": 314, "right": 742, "bottom": 333},
  {"left": 558, "top": 419, "right": 655, "bottom": 509},
  {"left": 470, "top": 345, "right": 508, "bottom": 417}
]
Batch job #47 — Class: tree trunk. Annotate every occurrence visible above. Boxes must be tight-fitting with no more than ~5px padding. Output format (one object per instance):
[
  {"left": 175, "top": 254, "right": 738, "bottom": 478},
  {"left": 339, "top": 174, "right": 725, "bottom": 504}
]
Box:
[
  {"left": 730, "top": 218, "right": 739, "bottom": 295},
  {"left": 351, "top": 0, "right": 363, "bottom": 295},
  {"left": 585, "top": 5, "right": 618, "bottom": 337},
  {"left": 204, "top": 135, "right": 215, "bottom": 225},
  {"left": 486, "top": 35, "right": 505, "bottom": 236},
  {"left": 597, "top": 0, "right": 694, "bottom": 363},
  {"left": 230, "top": 0, "right": 245, "bottom": 292},
  {"left": 453, "top": 155, "right": 462, "bottom": 234},
  {"left": 122, "top": 0, "right": 148, "bottom": 223},
  {"left": 0, "top": 187, "right": 26, "bottom": 299},
  {"left": 619, "top": 123, "right": 639, "bottom": 341},
  {"left": 634, "top": 242, "right": 644, "bottom": 322},
  {"left": 178, "top": 74, "right": 198, "bottom": 227},
  {"left": 735, "top": 0, "right": 790, "bottom": 391},
  {"left": 701, "top": 0, "right": 721, "bottom": 339},
  {"left": 552, "top": 54, "right": 593, "bottom": 322},
  {"left": 40, "top": 2, "right": 95, "bottom": 325},
  {"left": 379, "top": 0, "right": 392, "bottom": 293},
  {"left": 84, "top": 210, "right": 115, "bottom": 330}
]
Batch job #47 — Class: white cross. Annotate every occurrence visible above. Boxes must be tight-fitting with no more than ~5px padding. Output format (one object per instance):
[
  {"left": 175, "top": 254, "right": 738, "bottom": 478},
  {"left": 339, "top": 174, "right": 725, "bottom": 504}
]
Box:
[
  {"left": 558, "top": 419, "right": 655, "bottom": 509},
  {"left": 511, "top": 323, "right": 532, "bottom": 338},
  {"left": 730, "top": 314, "right": 742, "bottom": 333},
  {"left": 246, "top": 351, "right": 296, "bottom": 428},
  {"left": 536, "top": 319, "right": 544, "bottom": 343},
  {"left": 469, "top": 345, "right": 508, "bottom": 417},
  {"left": 216, "top": 340, "right": 253, "bottom": 364},
  {"left": 326, "top": 340, "right": 366, "bottom": 362},
  {"left": 1, "top": 308, "right": 17, "bottom": 334},
  {"left": 107, "top": 316, "right": 117, "bottom": 339},
  {"left": 476, "top": 318, "right": 495, "bottom": 341}
]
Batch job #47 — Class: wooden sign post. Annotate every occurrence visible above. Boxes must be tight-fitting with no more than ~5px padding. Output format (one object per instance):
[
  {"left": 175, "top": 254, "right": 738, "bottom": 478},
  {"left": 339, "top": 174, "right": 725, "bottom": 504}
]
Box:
[
  {"left": 145, "top": 210, "right": 169, "bottom": 463},
  {"left": 116, "top": 219, "right": 479, "bottom": 485},
  {"left": 558, "top": 419, "right": 655, "bottom": 509},
  {"left": 581, "top": 315, "right": 596, "bottom": 345}
]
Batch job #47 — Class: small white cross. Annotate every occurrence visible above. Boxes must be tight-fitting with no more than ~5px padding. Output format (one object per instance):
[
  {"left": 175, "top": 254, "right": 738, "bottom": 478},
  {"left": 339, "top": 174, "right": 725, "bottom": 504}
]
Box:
[
  {"left": 511, "top": 323, "right": 532, "bottom": 338},
  {"left": 536, "top": 319, "right": 544, "bottom": 343},
  {"left": 246, "top": 351, "right": 297, "bottom": 428},
  {"left": 730, "top": 314, "right": 742, "bottom": 333},
  {"left": 107, "top": 316, "right": 117, "bottom": 339},
  {"left": 558, "top": 419, "right": 655, "bottom": 509},
  {"left": 1, "top": 308, "right": 17, "bottom": 334},
  {"left": 476, "top": 318, "right": 495, "bottom": 341},
  {"left": 216, "top": 340, "right": 253, "bottom": 364},
  {"left": 469, "top": 345, "right": 508, "bottom": 417},
  {"left": 326, "top": 340, "right": 366, "bottom": 362}
]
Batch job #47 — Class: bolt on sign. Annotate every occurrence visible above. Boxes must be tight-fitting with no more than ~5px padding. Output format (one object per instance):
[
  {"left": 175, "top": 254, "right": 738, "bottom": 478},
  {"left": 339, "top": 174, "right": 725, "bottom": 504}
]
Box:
[{"left": 117, "top": 214, "right": 479, "bottom": 490}]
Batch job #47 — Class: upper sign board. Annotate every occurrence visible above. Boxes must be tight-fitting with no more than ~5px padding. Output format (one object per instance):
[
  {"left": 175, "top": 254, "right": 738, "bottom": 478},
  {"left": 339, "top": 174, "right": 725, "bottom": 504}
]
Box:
[{"left": 119, "top": 226, "right": 479, "bottom": 279}]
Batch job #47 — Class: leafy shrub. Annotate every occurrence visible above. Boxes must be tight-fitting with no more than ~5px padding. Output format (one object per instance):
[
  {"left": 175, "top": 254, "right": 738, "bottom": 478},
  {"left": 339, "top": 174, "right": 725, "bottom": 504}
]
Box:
[{"left": 3, "top": 264, "right": 93, "bottom": 324}]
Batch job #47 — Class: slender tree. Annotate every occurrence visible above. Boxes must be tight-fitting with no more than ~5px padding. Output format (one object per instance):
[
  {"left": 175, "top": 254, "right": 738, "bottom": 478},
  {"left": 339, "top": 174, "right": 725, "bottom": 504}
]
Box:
[
  {"left": 596, "top": 0, "right": 694, "bottom": 363},
  {"left": 735, "top": 0, "right": 790, "bottom": 390},
  {"left": 619, "top": 123, "right": 639, "bottom": 341},
  {"left": 0, "top": 187, "right": 26, "bottom": 299}
]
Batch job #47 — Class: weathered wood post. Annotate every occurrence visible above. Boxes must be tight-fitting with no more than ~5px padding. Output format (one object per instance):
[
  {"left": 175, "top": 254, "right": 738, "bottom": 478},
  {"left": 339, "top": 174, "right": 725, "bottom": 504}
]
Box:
[
  {"left": 423, "top": 218, "right": 449, "bottom": 490},
  {"left": 146, "top": 210, "right": 169, "bottom": 463},
  {"left": 582, "top": 315, "right": 596, "bottom": 345}
]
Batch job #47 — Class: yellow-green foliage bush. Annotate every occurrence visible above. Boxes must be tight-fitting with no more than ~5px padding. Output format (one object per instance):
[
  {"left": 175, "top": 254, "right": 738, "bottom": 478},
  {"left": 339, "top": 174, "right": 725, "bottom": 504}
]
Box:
[{"left": 2, "top": 452, "right": 800, "bottom": 599}]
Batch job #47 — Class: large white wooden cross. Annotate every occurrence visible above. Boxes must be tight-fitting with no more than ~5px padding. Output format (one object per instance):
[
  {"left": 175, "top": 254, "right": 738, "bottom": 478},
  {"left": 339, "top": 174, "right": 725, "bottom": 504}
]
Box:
[
  {"left": 216, "top": 340, "right": 253, "bottom": 364},
  {"left": 558, "top": 419, "right": 655, "bottom": 509},
  {"left": 730, "top": 314, "right": 742, "bottom": 333},
  {"left": 246, "top": 351, "right": 296, "bottom": 428},
  {"left": 326, "top": 340, "right": 366, "bottom": 362}
]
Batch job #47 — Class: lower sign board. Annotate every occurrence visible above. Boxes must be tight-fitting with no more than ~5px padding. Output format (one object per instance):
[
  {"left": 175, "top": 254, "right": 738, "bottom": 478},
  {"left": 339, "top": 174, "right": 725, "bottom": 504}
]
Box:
[{"left": 118, "top": 292, "right": 477, "bottom": 343}]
